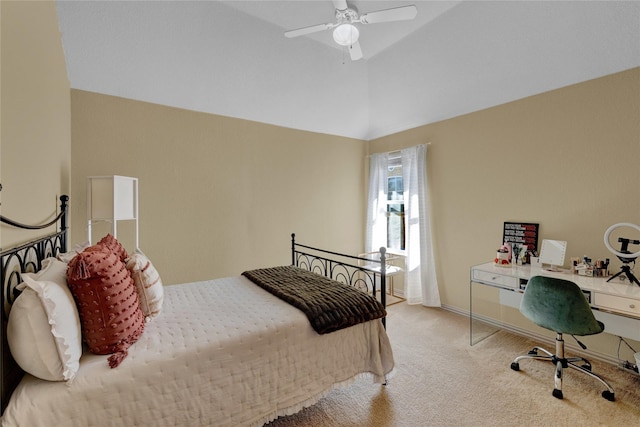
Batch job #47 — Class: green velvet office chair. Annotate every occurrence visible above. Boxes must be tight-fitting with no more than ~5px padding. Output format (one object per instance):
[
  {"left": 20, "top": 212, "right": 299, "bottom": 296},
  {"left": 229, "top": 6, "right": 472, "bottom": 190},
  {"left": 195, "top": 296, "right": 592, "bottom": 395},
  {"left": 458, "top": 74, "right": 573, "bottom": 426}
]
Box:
[{"left": 510, "top": 275, "right": 615, "bottom": 401}]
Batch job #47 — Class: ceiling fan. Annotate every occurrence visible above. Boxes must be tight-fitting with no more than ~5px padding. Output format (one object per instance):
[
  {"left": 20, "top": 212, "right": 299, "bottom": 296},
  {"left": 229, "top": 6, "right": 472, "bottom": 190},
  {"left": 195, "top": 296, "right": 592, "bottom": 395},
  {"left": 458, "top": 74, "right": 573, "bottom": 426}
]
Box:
[{"left": 284, "top": 0, "right": 417, "bottom": 61}]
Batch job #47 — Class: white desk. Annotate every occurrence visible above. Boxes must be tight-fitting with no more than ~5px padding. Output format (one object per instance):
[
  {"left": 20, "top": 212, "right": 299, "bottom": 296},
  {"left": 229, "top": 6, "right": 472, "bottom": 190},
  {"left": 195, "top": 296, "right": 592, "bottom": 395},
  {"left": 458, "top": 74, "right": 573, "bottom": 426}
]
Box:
[{"left": 470, "top": 262, "right": 640, "bottom": 345}]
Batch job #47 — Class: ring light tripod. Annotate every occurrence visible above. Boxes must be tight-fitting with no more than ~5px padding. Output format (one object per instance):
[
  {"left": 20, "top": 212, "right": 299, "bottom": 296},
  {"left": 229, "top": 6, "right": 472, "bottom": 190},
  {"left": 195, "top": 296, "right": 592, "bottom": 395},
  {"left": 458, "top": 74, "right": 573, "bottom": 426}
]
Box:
[{"left": 604, "top": 223, "right": 640, "bottom": 287}]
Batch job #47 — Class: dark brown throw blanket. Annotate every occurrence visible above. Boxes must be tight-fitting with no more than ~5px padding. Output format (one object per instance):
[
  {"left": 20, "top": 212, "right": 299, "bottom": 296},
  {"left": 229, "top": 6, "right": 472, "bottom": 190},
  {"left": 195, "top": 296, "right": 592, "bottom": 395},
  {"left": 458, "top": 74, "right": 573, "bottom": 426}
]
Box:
[{"left": 242, "top": 265, "right": 386, "bottom": 334}]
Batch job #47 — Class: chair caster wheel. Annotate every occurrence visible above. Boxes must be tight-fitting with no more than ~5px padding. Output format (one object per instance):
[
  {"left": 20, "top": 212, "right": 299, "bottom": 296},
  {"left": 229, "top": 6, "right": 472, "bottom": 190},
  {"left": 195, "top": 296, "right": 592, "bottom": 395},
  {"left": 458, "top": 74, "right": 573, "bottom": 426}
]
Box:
[
  {"left": 510, "top": 362, "right": 520, "bottom": 371},
  {"left": 527, "top": 349, "right": 538, "bottom": 355},
  {"left": 602, "top": 390, "right": 615, "bottom": 401},
  {"left": 552, "top": 389, "right": 563, "bottom": 399}
]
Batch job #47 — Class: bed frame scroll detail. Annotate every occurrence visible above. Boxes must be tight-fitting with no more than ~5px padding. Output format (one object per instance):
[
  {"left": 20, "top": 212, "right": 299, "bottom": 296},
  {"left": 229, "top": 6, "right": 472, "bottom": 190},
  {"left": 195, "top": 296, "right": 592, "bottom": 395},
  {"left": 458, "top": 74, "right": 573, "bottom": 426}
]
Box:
[{"left": 0, "top": 195, "right": 69, "bottom": 414}]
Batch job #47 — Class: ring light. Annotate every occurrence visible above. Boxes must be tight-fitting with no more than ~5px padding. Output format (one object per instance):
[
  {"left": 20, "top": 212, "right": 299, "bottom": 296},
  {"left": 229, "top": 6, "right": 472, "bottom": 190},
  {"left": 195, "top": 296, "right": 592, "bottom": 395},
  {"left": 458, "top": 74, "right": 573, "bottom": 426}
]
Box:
[{"left": 603, "top": 223, "right": 640, "bottom": 259}]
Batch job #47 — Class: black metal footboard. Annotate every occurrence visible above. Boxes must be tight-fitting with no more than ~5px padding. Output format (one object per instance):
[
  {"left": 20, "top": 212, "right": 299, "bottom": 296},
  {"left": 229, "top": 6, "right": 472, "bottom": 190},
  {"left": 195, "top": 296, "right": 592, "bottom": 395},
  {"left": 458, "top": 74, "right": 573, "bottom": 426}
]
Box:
[{"left": 290, "top": 233, "right": 389, "bottom": 326}]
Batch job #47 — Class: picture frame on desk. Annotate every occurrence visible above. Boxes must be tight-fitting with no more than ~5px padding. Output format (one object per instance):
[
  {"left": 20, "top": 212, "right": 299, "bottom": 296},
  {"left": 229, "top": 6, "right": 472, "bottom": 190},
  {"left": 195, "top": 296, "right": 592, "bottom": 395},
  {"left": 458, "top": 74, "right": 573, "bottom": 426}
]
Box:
[
  {"left": 502, "top": 222, "right": 539, "bottom": 265},
  {"left": 502, "top": 222, "right": 539, "bottom": 253}
]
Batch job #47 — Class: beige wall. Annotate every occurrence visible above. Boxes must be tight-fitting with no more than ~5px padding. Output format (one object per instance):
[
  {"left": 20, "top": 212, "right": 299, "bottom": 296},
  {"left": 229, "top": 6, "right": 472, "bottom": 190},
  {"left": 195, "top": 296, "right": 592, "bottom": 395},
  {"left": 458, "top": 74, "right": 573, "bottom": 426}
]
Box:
[
  {"left": 370, "top": 67, "right": 640, "bottom": 360},
  {"left": 0, "top": 0, "right": 71, "bottom": 248},
  {"left": 3, "top": 0, "right": 638, "bottom": 364},
  {"left": 69, "top": 90, "right": 366, "bottom": 285},
  {"left": 71, "top": 70, "right": 639, "bottom": 361}
]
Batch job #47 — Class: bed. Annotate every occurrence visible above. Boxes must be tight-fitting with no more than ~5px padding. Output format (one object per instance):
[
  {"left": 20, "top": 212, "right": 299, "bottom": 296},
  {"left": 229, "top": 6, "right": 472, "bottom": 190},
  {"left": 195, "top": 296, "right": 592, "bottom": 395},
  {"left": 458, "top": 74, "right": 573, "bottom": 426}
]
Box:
[{"left": 0, "top": 196, "right": 394, "bottom": 426}]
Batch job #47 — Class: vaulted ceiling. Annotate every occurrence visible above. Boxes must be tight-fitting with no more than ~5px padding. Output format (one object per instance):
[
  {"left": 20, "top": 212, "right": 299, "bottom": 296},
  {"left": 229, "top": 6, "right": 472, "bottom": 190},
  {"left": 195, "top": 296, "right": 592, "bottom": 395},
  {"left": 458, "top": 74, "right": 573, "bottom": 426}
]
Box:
[{"left": 56, "top": 1, "right": 640, "bottom": 140}]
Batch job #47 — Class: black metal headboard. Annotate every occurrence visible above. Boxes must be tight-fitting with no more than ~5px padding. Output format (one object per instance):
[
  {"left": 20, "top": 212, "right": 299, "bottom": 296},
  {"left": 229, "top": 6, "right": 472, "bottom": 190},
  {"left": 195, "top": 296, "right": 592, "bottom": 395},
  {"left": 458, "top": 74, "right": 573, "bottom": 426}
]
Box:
[
  {"left": 0, "top": 195, "right": 69, "bottom": 414},
  {"left": 290, "top": 233, "right": 388, "bottom": 323}
]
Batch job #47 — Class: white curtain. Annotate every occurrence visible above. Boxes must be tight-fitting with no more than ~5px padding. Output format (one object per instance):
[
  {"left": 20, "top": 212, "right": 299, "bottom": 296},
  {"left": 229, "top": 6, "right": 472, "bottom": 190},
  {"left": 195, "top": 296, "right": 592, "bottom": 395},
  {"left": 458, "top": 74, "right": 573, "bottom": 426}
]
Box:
[
  {"left": 365, "top": 152, "right": 389, "bottom": 254},
  {"left": 402, "top": 144, "right": 441, "bottom": 307}
]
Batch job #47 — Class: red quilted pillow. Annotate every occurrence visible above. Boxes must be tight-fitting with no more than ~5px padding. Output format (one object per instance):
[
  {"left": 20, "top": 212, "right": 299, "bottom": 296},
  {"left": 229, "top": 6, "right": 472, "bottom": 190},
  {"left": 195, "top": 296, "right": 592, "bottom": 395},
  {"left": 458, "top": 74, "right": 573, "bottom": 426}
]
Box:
[
  {"left": 67, "top": 245, "right": 145, "bottom": 368},
  {"left": 98, "top": 234, "right": 128, "bottom": 262}
]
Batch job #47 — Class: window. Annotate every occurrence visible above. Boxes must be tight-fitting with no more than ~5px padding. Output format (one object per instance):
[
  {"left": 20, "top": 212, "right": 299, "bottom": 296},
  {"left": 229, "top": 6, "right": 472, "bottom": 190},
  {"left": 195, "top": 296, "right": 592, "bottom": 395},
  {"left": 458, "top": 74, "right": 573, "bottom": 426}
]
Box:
[
  {"left": 387, "top": 166, "right": 405, "bottom": 251},
  {"left": 366, "top": 144, "right": 440, "bottom": 306}
]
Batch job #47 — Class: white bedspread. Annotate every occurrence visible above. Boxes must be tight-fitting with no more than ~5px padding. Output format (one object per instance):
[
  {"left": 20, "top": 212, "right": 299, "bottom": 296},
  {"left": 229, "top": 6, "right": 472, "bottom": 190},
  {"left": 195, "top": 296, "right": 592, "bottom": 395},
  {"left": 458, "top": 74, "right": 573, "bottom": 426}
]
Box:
[{"left": 2, "top": 276, "right": 394, "bottom": 427}]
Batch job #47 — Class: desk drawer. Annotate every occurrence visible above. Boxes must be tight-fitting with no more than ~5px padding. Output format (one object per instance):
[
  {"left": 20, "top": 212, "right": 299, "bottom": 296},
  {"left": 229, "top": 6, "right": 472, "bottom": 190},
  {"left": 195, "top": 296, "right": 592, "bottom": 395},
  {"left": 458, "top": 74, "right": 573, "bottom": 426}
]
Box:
[
  {"left": 472, "top": 269, "right": 519, "bottom": 289},
  {"left": 593, "top": 293, "right": 640, "bottom": 317}
]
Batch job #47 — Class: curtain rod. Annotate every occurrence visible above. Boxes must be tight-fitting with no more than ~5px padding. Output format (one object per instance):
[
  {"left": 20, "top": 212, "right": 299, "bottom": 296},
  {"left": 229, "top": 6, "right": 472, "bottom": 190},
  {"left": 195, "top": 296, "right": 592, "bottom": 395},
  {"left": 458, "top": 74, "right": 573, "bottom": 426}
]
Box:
[{"left": 367, "top": 142, "right": 431, "bottom": 158}]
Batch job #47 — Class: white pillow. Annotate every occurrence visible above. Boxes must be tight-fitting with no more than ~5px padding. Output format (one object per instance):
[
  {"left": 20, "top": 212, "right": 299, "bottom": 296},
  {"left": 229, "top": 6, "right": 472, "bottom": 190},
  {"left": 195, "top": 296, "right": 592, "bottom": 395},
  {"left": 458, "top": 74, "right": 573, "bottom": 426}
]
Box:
[
  {"left": 56, "top": 240, "right": 90, "bottom": 263},
  {"left": 126, "top": 249, "right": 164, "bottom": 319},
  {"left": 7, "top": 258, "right": 82, "bottom": 381}
]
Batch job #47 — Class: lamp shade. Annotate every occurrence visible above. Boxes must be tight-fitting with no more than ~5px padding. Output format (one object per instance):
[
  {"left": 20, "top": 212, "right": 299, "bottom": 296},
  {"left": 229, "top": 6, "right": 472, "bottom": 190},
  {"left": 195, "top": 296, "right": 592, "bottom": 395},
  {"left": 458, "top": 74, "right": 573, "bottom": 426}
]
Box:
[{"left": 333, "top": 24, "right": 359, "bottom": 46}]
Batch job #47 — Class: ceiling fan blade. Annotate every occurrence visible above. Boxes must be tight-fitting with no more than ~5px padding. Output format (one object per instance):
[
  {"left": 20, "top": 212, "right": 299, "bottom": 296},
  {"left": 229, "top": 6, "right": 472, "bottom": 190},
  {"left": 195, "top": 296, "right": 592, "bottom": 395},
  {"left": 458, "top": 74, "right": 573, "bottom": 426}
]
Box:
[
  {"left": 360, "top": 5, "right": 418, "bottom": 24},
  {"left": 349, "top": 41, "right": 363, "bottom": 61},
  {"left": 285, "top": 23, "right": 333, "bottom": 38},
  {"left": 332, "top": 0, "right": 348, "bottom": 11}
]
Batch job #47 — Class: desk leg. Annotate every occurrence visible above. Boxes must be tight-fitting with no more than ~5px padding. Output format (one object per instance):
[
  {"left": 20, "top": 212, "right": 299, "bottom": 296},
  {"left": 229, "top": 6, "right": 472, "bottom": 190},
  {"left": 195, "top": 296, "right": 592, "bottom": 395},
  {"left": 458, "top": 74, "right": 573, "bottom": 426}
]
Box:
[
  {"left": 469, "top": 280, "right": 502, "bottom": 346},
  {"left": 469, "top": 279, "right": 473, "bottom": 346}
]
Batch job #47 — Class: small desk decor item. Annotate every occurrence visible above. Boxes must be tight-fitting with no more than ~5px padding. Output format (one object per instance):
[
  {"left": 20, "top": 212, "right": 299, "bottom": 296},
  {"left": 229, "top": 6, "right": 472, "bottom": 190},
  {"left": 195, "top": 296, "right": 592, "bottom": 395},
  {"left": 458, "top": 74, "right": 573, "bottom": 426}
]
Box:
[
  {"left": 512, "top": 243, "right": 528, "bottom": 265},
  {"left": 573, "top": 256, "right": 610, "bottom": 277},
  {"left": 494, "top": 242, "right": 512, "bottom": 267}
]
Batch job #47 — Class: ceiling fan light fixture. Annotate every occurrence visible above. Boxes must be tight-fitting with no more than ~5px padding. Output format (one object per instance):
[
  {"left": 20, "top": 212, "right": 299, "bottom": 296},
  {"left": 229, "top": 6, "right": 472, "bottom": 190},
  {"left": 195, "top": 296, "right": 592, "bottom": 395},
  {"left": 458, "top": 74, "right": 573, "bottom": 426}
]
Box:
[{"left": 333, "top": 23, "right": 359, "bottom": 46}]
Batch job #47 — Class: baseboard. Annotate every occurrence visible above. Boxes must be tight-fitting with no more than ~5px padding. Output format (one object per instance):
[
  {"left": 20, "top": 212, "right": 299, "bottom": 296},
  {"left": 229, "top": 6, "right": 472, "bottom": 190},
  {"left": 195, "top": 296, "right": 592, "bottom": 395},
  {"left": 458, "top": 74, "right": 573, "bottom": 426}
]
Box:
[{"left": 440, "top": 304, "right": 629, "bottom": 369}]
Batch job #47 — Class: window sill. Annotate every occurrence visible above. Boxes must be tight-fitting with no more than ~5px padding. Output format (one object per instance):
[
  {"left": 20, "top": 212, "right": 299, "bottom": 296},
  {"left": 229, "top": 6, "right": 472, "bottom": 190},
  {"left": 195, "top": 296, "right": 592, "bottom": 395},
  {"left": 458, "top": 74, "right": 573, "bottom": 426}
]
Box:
[{"left": 385, "top": 249, "right": 406, "bottom": 257}]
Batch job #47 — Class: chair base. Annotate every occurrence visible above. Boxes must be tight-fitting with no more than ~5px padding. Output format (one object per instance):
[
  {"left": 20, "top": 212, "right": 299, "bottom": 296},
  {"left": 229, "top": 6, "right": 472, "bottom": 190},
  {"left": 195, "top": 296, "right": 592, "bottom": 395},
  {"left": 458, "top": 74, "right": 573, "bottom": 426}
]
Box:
[{"left": 510, "top": 334, "right": 615, "bottom": 402}]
